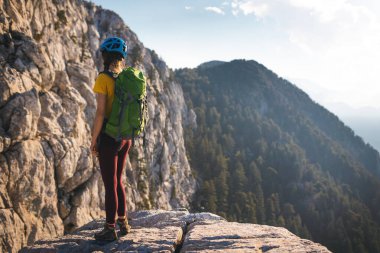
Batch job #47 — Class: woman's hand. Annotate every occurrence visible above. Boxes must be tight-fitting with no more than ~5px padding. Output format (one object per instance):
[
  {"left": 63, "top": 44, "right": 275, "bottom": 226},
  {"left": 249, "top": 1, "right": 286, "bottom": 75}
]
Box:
[{"left": 90, "top": 138, "right": 99, "bottom": 157}]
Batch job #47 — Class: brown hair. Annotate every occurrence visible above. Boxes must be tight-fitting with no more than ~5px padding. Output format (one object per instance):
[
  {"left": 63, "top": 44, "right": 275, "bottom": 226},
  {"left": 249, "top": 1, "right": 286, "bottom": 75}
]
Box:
[{"left": 102, "top": 51, "right": 124, "bottom": 71}]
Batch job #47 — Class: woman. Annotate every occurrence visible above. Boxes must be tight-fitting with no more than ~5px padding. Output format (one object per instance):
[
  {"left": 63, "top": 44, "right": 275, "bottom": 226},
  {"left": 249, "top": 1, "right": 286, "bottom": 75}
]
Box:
[{"left": 90, "top": 37, "right": 131, "bottom": 241}]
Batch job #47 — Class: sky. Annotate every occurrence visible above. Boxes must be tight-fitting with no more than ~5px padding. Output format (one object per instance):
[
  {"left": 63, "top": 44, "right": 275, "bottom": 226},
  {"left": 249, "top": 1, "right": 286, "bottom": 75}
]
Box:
[{"left": 91, "top": 0, "right": 380, "bottom": 148}]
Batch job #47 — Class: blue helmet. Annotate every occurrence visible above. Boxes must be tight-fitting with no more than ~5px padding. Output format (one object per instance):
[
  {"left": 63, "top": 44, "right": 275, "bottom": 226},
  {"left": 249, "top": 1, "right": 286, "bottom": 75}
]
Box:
[{"left": 100, "top": 37, "right": 127, "bottom": 58}]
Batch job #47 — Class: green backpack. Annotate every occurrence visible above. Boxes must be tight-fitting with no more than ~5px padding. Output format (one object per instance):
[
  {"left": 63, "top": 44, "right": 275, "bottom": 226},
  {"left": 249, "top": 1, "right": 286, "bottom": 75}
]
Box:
[{"left": 103, "top": 67, "right": 148, "bottom": 145}]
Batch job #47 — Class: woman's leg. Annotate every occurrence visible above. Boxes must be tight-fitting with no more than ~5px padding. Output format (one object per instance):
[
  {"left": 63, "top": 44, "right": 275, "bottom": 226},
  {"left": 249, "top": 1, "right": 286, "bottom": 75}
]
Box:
[
  {"left": 98, "top": 133, "right": 120, "bottom": 226},
  {"left": 116, "top": 139, "right": 132, "bottom": 219}
]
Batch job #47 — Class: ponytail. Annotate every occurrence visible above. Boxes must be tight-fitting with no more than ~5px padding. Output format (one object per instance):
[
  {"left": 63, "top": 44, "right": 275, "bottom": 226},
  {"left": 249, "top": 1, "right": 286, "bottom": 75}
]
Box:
[{"left": 102, "top": 51, "right": 124, "bottom": 71}]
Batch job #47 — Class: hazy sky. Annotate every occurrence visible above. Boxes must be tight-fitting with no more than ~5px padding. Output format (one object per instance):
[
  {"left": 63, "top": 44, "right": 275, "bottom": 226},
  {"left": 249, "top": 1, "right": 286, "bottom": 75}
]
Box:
[{"left": 91, "top": 0, "right": 380, "bottom": 113}]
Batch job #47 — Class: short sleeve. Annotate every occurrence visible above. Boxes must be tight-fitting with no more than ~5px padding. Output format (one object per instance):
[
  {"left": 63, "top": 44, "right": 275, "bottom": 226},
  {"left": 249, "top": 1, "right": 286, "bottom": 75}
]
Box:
[{"left": 93, "top": 74, "right": 108, "bottom": 95}]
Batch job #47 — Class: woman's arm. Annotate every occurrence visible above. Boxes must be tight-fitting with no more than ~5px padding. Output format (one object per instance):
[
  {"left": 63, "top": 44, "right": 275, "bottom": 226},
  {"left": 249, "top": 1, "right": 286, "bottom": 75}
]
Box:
[{"left": 90, "top": 94, "right": 107, "bottom": 156}]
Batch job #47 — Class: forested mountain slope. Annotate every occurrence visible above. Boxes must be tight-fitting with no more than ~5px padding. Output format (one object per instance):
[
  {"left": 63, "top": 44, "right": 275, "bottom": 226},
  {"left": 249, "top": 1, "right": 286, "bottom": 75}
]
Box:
[{"left": 176, "top": 60, "right": 380, "bottom": 253}]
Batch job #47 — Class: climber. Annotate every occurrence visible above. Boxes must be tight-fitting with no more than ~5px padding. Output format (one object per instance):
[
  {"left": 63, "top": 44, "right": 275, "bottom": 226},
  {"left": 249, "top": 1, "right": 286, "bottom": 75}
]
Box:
[{"left": 90, "top": 37, "right": 131, "bottom": 241}]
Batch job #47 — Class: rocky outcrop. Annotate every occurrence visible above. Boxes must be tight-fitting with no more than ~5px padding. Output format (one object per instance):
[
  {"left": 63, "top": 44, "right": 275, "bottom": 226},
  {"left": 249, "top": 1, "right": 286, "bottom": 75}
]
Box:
[
  {"left": 0, "top": 0, "right": 195, "bottom": 252},
  {"left": 20, "top": 210, "right": 331, "bottom": 253}
]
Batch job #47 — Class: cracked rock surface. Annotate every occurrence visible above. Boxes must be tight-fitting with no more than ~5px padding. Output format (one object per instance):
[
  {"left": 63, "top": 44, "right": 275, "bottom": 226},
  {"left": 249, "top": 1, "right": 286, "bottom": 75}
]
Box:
[
  {"left": 20, "top": 210, "right": 331, "bottom": 253},
  {"left": 182, "top": 220, "right": 331, "bottom": 252}
]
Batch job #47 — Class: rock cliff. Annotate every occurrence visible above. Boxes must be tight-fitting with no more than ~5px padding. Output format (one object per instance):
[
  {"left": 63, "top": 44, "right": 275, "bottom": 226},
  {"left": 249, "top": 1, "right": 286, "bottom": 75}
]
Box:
[
  {"left": 20, "top": 210, "right": 332, "bottom": 253},
  {"left": 0, "top": 0, "right": 195, "bottom": 252}
]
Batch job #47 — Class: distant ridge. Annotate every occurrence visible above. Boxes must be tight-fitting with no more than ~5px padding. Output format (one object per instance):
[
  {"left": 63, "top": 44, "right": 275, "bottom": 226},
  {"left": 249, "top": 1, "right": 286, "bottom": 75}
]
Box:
[{"left": 197, "top": 60, "right": 227, "bottom": 69}]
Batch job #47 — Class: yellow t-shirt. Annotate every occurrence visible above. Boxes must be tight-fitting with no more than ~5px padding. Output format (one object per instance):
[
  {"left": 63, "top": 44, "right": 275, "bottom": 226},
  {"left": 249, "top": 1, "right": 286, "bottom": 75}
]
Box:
[{"left": 93, "top": 73, "right": 115, "bottom": 118}]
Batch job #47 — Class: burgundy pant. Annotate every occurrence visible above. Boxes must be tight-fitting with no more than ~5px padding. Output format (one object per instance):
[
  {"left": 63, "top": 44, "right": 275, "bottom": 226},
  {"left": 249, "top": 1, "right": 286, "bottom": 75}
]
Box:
[{"left": 98, "top": 133, "right": 132, "bottom": 225}]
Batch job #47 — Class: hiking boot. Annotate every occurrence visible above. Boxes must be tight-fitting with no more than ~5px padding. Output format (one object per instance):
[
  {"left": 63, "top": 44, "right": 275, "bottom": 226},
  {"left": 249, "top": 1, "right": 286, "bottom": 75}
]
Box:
[
  {"left": 95, "top": 224, "right": 118, "bottom": 241},
  {"left": 117, "top": 219, "right": 131, "bottom": 236}
]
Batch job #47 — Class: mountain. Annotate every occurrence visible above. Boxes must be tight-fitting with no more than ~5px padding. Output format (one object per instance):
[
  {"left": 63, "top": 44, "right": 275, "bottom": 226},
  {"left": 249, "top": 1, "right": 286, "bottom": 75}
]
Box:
[
  {"left": 175, "top": 60, "right": 380, "bottom": 253},
  {"left": 289, "top": 78, "right": 380, "bottom": 152},
  {"left": 197, "top": 60, "right": 227, "bottom": 70},
  {"left": 0, "top": 0, "right": 195, "bottom": 252}
]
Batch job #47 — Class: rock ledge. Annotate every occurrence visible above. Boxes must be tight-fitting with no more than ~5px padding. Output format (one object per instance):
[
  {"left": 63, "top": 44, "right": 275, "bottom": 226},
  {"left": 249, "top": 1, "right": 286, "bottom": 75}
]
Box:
[{"left": 21, "top": 210, "right": 331, "bottom": 252}]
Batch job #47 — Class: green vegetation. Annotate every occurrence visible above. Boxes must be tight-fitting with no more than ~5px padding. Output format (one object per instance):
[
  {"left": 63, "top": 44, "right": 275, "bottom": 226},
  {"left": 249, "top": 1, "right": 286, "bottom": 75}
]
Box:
[
  {"left": 33, "top": 31, "right": 43, "bottom": 42},
  {"left": 57, "top": 10, "right": 67, "bottom": 25},
  {"left": 54, "top": 10, "right": 67, "bottom": 30},
  {"left": 175, "top": 60, "right": 380, "bottom": 253}
]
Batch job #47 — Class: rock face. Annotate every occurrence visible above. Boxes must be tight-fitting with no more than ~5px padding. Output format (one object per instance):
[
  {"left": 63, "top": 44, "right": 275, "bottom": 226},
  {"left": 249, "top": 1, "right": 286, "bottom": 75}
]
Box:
[
  {"left": 0, "top": 0, "right": 195, "bottom": 252},
  {"left": 20, "top": 210, "right": 332, "bottom": 253}
]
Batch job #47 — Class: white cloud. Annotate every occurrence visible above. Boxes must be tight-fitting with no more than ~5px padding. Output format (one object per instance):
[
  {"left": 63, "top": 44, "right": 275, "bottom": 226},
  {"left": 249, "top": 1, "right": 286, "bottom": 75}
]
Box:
[
  {"left": 240, "top": 1, "right": 269, "bottom": 17},
  {"left": 287, "top": 0, "right": 376, "bottom": 24},
  {"left": 205, "top": 6, "right": 225, "bottom": 15},
  {"left": 231, "top": 1, "right": 239, "bottom": 16},
  {"left": 185, "top": 6, "right": 193, "bottom": 11},
  {"left": 230, "top": 0, "right": 269, "bottom": 18},
  {"left": 288, "top": 0, "right": 344, "bottom": 22}
]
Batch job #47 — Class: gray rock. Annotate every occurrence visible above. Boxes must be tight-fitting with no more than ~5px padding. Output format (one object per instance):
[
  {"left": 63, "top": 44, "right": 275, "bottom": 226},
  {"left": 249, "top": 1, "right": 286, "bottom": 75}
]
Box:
[
  {"left": 0, "top": 1, "right": 195, "bottom": 252},
  {"left": 181, "top": 220, "right": 331, "bottom": 252},
  {"left": 20, "top": 210, "right": 187, "bottom": 253},
  {"left": 0, "top": 140, "right": 63, "bottom": 251},
  {"left": 20, "top": 210, "right": 331, "bottom": 253},
  {"left": 0, "top": 209, "right": 26, "bottom": 253},
  {"left": 0, "top": 88, "right": 41, "bottom": 141}
]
